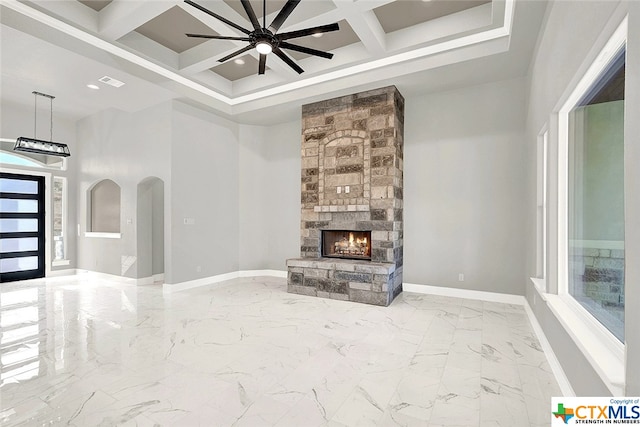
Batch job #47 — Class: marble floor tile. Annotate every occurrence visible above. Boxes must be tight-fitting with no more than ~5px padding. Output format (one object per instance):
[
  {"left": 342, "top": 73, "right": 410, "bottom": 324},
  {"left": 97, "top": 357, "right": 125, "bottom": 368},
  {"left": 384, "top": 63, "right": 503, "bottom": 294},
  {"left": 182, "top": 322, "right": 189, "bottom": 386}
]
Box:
[{"left": 0, "top": 276, "right": 563, "bottom": 426}]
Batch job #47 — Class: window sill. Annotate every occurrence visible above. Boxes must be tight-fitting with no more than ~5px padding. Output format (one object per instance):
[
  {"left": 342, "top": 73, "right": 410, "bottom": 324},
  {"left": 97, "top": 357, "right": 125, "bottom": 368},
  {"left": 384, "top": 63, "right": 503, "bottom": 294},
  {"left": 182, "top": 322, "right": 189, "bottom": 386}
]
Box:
[
  {"left": 529, "top": 277, "right": 547, "bottom": 296},
  {"left": 84, "top": 232, "right": 121, "bottom": 239},
  {"left": 544, "top": 293, "right": 625, "bottom": 395},
  {"left": 52, "top": 259, "right": 70, "bottom": 266}
]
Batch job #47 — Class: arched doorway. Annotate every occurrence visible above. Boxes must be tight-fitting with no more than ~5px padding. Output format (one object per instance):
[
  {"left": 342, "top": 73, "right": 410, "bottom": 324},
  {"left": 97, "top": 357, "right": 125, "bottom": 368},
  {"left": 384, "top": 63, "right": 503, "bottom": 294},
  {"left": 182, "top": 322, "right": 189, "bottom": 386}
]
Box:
[{"left": 136, "top": 177, "right": 164, "bottom": 283}]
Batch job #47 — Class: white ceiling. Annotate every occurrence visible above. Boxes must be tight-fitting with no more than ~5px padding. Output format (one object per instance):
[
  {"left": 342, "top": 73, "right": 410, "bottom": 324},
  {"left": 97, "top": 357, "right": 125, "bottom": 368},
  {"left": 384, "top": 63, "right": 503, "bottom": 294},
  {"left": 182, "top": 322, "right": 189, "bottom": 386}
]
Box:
[{"left": 0, "top": 0, "right": 548, "bottom": 125}]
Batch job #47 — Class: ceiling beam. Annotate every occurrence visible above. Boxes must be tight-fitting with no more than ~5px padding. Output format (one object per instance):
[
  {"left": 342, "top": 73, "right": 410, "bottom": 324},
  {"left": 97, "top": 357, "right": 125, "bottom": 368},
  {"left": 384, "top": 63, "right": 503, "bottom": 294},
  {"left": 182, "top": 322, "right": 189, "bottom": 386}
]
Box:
[
  {"left": 332, "top": 0, "right": 386, "bottom": 55},
  {"left": 99, "top": 0, "right": 179, "bottom": 40},
  {"left": 29, "top": 0, "right": 98, "bottom": 32}
]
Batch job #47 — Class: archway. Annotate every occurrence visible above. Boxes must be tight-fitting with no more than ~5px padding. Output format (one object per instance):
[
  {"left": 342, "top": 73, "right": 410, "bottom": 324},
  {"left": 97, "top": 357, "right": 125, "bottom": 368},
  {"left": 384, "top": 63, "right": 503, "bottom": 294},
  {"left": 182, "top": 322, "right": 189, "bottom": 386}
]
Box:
[{"left": 136, "top": 177, "right": 164, "bottom": 283}]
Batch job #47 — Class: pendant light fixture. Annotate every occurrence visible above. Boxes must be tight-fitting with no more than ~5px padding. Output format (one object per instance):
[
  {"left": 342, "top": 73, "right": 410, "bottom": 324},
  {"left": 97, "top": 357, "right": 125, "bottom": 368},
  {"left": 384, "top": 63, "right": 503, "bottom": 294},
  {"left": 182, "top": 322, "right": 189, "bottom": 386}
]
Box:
[{"left": 14, "top": 91, "right": 71, "bottom": 157}]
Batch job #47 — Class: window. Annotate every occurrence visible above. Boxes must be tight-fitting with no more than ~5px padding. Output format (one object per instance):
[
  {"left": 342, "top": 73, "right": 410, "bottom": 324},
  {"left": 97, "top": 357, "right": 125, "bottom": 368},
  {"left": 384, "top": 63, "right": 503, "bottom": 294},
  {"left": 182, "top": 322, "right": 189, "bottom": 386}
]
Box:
[
  {"left": 567, "top": 48, "right": 625, "bottom": 342},
  {"left": 0, "top": 152, "right": 43, "bottom": 168},
  {"left": 536, "top": 128, "right": 548, "bottom": 282},
  {"left": 52, "top": 177, "right": 66, "bottom": 262},
  {"left": 556, "top": 16, "right": 627, "bottom": 349},
  {"left": 88, "top": 179, "right": 121, "bottom": 234}
]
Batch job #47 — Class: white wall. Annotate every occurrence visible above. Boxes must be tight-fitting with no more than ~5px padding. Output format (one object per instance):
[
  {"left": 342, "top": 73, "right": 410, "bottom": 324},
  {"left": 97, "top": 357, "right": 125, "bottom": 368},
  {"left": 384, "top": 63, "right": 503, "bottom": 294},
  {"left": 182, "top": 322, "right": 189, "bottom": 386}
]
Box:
[
  {"left": 524, "top": 0, "right": 640, "bottom": 395},
  {"left": 403, "top": 78, "right": 528, "bottom": 295}
]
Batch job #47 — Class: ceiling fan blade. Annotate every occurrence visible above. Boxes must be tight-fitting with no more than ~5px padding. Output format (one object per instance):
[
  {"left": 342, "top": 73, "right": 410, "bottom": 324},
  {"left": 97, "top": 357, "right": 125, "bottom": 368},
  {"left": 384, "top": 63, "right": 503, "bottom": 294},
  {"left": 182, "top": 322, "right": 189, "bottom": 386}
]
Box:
[
  {"left": 218, "top": 45, "right": 254, "bottom": 63},
  {"left": 186, "top": 33, "right": 251, "bottom": 41},
  {"left": 277, "top": 23, "right": 340, "bottom": 41},
  {"left": 279, "top": 42, "right": 333, "bottom": 59},
  {"left": 258, "top": 53, "right": 267, "bottom": 75},
  {"left": 273, "top": 48, "right": 303, "bottom": 74},
  {"left": 240, "top": 0, "right": 261, "bottom": 31},
  {"left": 184, "top": 0, "right": 251, "bottom": 35},
  {"left": 268, "top": 0, "right": 301, "bottom": 33}
]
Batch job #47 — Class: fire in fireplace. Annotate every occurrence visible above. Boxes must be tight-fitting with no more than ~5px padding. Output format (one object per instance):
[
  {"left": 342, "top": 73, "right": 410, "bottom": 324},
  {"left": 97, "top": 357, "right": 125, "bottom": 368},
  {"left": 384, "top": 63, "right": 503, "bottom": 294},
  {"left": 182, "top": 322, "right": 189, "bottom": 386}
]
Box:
[{"left": 322, "top": 230, "right": 371, "bottom": 261}]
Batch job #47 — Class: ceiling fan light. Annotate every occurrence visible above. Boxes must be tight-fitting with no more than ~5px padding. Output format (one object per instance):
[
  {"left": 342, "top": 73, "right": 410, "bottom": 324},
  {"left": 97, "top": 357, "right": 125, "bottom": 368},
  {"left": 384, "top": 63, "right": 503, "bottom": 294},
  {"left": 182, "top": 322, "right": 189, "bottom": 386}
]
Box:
[{"left": 256, "top": 41, "right": 272, "bottom": 54}]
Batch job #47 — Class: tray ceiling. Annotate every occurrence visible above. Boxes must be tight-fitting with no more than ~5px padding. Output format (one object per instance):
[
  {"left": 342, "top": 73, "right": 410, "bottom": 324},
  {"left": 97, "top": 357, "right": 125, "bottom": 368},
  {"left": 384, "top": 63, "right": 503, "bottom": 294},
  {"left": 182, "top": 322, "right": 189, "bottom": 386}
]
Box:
[{"left": 0, "top": 0, "right": 535, "bottom": 122}]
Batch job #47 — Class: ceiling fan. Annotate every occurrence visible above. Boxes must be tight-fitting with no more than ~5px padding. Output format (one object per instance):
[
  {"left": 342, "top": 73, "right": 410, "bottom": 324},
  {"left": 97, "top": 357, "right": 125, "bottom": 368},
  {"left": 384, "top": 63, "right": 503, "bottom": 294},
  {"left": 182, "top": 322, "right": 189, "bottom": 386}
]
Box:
[{"left": 184, "top": 0, "right": 340, "bottom": 75}]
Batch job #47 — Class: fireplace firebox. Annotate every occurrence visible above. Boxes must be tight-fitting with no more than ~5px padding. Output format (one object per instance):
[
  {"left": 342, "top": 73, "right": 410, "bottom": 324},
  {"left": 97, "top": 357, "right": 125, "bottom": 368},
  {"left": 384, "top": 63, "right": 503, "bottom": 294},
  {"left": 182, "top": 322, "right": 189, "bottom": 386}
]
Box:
[{"left": 322, "top": 230, "right": 371, "bottom": 261}]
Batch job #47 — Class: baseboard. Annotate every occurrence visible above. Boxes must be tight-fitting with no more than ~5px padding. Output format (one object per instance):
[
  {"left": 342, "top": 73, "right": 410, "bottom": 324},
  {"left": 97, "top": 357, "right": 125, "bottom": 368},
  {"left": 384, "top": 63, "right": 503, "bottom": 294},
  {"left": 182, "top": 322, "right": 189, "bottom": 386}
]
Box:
[
  {"left": 76, "top": 269, "right": 138, "bottom": 285},
  {"left": 163, "top": 269, "right": 286, "bottom": 293},
  {"left": 238, "top": 269, "right": 287, "bottom": 278},
  {"left": 523, "top": 300, "right": 575, "bottom": 397},
  {"left": 136, "top": 276, "right": 154, "bottom": 285},
  {"left": 47, "top": 268, "right": 77, "bottom": 278},
  {"left": 402, "top": 282, "right": 526, "bottom": 305}
]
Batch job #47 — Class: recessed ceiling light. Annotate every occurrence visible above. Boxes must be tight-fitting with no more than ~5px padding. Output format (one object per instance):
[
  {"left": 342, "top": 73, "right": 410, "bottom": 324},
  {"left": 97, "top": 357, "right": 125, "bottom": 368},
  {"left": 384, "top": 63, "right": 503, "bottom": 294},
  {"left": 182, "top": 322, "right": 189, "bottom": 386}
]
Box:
[
  {"left": 312, "top": 32, "right": 323, "bottom": 38},
  {"left": 234, "top": 58, "right": 245, "bottom": 65},
  {"left": 87, "top": 84, "right": 100, "bottom": 90}
]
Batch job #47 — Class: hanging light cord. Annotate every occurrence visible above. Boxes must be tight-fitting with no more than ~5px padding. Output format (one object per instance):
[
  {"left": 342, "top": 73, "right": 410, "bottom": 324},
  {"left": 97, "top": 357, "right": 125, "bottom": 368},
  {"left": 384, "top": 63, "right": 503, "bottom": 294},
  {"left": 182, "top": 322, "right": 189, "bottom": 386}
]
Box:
[
  {"left": 33, "top": 91, "right": 37, "bottom": 140},
  {"left": 31, "top": 91, "right": 55, "bottom": 141}
]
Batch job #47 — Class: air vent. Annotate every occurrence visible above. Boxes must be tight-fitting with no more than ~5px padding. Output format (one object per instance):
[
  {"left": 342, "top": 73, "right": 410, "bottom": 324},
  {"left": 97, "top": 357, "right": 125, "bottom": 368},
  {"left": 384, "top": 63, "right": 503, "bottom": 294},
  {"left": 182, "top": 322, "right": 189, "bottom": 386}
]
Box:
[{"left": 98, "top": 75, "right": 125, "bottom": 88}]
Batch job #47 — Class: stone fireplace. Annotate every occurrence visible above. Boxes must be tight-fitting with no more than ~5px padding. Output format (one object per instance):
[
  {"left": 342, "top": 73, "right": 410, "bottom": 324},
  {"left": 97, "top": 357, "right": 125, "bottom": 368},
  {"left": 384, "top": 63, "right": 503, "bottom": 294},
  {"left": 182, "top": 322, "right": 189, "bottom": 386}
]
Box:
[{"left": 287, "top": 86, "right": 404, "bottom": 306}]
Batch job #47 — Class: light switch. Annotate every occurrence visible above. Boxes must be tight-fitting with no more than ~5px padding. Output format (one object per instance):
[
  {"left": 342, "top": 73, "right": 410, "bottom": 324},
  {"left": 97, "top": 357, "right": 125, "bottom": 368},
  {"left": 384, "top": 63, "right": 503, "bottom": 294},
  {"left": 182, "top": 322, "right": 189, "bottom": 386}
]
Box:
[{"left": 183, "top": 218, "right": 195, "bottom": 225}]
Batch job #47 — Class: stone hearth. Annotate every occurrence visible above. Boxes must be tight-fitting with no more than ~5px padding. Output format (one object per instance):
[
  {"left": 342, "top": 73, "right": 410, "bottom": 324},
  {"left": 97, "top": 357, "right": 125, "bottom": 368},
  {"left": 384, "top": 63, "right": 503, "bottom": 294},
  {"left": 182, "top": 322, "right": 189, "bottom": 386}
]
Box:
[{"left": 287, "top": 86, "right": 404, "bottom": 306}]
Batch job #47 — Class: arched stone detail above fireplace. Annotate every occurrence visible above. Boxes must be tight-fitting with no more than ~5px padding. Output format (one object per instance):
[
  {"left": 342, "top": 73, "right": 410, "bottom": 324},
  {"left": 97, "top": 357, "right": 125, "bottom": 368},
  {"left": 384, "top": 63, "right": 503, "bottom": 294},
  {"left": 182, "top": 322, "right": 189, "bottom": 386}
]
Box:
[{"left": 318, "top": 130, "right": 370, "bottom": 208}]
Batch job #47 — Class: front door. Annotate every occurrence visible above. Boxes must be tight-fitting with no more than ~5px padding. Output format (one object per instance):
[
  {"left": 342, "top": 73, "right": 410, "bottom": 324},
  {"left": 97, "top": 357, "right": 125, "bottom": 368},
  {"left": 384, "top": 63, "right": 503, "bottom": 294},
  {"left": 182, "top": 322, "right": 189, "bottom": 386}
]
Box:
[{"left": 0, "top": 172, "right": 45, "bottom": 282}]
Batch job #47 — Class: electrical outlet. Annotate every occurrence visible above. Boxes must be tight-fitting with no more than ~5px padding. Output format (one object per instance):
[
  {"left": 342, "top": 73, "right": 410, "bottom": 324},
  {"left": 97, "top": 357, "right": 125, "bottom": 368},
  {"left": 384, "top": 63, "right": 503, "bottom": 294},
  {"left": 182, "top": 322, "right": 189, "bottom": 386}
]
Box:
[
  {"left": 458, "top": 273, "right": 464, "bottom": 281},
  {"left": 337, "top": 186, "right": 342, "bottom": 194},
  {"left": 345, "top": 186, "right": 350, "bottom": 193}
]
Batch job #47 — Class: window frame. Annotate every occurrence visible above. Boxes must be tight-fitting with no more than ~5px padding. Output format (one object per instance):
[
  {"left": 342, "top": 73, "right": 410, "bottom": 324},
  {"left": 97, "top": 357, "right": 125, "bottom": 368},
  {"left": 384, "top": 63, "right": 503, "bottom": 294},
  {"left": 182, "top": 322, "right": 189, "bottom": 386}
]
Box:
[
  {"left": 51, "top": 176, "right": 70, "bottom": 266},
  {"left": 536, "top": 126, "right": 548, "bottom": 285},
  {"left": 549, "top": 15, "right": 628, "bottom": 395}
]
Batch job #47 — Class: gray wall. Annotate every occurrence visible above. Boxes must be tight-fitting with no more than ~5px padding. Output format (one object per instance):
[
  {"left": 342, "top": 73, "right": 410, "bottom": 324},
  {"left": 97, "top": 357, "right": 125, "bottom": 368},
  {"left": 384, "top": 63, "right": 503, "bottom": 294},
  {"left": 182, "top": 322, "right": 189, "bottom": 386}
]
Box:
[
  {"left": 170, "top": 101, "right": 240, "bottom": 283},
  {"left": 77, "top": 100, "right": 243, "bottom": 285},
  {"left": 524, "top": 0, "right": 640, "bottom": 395},
  {"left": 623, "top": 0, "right": 640, "bottom": 396},
  {"left": 76, "top": 102, "right": 172, "bottom": 280},
  {"left": 238, "top": 79, "right": 530, "bottom": 298},
  {"left": 238, "top": 120, "right": 300, "bottom": 271},
  {"left": 403, "top": 78, "right": 528, "bottom": 295}
]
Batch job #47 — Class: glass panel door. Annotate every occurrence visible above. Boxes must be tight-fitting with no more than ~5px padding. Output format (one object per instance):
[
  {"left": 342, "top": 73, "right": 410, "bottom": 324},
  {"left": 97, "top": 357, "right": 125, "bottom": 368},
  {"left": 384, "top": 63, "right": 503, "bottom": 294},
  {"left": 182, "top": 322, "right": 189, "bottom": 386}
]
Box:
[{"left": 0, "top": 173, "right": 45, "bottom": 282}]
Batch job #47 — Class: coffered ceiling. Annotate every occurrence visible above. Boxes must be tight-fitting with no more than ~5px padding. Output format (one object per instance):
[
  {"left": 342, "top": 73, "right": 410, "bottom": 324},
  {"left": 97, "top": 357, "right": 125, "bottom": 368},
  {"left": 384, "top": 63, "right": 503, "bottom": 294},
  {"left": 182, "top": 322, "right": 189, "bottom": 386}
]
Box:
[{"left": 0, "top": 0, "right": 547, "bottom": 124}]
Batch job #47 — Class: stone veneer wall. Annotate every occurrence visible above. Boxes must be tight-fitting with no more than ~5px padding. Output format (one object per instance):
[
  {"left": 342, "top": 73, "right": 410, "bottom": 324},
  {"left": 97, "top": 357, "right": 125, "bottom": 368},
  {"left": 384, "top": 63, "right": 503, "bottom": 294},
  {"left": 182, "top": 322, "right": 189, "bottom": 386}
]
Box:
[
  {"left": 570, "top": 245, "right": 625, "bottom": 315},
  {"left": 287, "top": 86, "right": 404, "bottom": 306}
]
